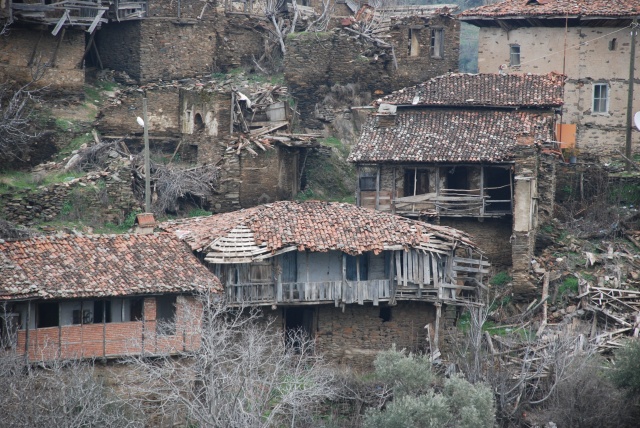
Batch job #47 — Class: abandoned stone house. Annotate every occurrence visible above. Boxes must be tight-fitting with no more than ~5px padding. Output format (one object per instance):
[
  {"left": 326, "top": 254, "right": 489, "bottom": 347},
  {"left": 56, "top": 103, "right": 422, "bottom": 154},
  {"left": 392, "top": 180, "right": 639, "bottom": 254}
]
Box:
[
  {"left": 348, "top": 73, "right": 565, "bottom": 299},
  {"left": 160, "top": 200, "right": 488, "bottom": 367},
  {"left": 285, "top": 4, "right": 460, "bottom": 127},
  {"left": 0, "top": 233, "right": 220, "bottom": 362},
  {"left": 96, "top": 81, "right": 316, "bottom": 212},
  {"left": 459, "top": 0, "right": 640, "bottom": 155}
]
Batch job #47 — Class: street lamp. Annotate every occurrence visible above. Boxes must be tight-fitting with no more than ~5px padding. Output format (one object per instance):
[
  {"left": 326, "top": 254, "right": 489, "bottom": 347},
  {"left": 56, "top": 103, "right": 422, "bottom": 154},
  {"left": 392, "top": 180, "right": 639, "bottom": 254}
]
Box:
[{"left": 137, "top": 98, "right": 151, "bottom": 213}]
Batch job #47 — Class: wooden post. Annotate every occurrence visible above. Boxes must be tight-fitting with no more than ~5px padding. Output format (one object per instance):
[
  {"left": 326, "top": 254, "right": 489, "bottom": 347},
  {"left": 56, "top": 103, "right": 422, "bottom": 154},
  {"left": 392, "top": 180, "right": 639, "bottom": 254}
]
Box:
[
  {"left": 58, "top": 302, "right": 62, "bottom": 359},
  {"left": 276, "top": 257, "right": 283, "bottom": 303},
  {"left": 342, "top": 253, "right": 347, "bottom": 304},
  {"left": 50, "top": 27, "right": 66, "bottom": 68},
  {"left": 28, "top": 30, "right": 44, "bottom": 67},
  {"left": 25, "top": 302, "right": 30, "bottom": 363},
  {"left": 391, "top": 167, "right": 397, "bottom": 213},
  {"left": 434, "top": 303, "right": 441, "bottom": 350},
  {"left": 102, "top": 300, "right": 106, "bottom": 357},
  {"left": 625, "top": 17, "right": 638, "bottom": 171},
  {"left": 143, "top": 98, "right": 151, "bottom": 213},
  {"left": 356, "top": 165, "right": 361, "bottom": 207},
  {"left": 480, "top": 166, "right": 485, "bottom": 217},
  {"left": 375, "top": 165, "right": 381, "bottom": 210}
]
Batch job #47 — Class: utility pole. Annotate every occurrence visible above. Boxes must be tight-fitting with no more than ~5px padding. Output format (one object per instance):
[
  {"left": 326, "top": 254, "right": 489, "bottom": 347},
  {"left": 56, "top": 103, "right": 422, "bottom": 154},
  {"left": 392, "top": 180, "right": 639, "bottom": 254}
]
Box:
[
  {"left": 625, "top": 18, "right": 638, "bottom": 171},
  {"left": 143, "top": 97, "right": 151, "bottom": 213}
]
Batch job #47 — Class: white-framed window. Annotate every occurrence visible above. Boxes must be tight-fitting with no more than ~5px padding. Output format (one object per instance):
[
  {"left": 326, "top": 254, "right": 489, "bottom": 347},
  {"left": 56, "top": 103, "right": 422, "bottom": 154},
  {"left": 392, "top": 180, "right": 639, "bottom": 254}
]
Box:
[
  {"left": 592, "top": 83, "right": 609, "bottom": 114},
  {"left": 509, "top": 44, "right": 521, "bottom": 67},
  {"left": 430, "top": 28, "right": 444, "bottom": 58}
]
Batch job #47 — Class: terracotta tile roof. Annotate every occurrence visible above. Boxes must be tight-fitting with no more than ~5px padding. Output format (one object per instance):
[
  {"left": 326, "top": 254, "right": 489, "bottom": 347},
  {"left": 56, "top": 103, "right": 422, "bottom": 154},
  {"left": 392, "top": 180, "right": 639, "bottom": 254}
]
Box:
[
  {"left": 459, "top": 0, "right": 640, "bottom": 19},
  {"left": 375, "top": 73, "right": 564, "bottom": 108},
  {"left": 348, "top": 109, "right": 554, "bottom": 163},
  {"left": 0, "top": 234, "right": 220, "bottom": 300},
  {"left": 160, "top": 201, "right": 477, "bottom": 257}
]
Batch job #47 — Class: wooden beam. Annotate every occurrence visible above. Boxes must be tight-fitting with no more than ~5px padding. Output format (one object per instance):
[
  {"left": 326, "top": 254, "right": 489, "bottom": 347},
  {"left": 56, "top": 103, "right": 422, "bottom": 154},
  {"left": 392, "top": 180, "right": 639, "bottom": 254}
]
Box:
[{"left": 50, "top": 27, "right": 66, "bottom": 68}]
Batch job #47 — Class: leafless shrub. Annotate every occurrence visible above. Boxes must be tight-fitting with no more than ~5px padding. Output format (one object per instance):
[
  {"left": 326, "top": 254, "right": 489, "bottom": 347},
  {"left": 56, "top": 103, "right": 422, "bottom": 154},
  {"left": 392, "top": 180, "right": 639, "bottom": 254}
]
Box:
[
  {"left": 0, "top": 82, "right": 41, "bottom": 162},
  {"left": 74, "top": 139, "right": 129, "bottom": 172},
  {"left": 0, "top": 309, "right": 141, "bottom": 428},
  {"left": 530, "top": 354, "right": 631, "bottom": 428},
  {"left": 132, "top": 157, "right": 220, "bottom": 214},
  {"left": 119, "top": 294, "right": 340, "bottom": 427}
]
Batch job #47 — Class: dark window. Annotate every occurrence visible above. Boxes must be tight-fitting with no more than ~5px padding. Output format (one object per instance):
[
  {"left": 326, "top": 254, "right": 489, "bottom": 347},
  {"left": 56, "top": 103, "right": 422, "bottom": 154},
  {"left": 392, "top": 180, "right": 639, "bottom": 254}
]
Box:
[
  {"left": 485, "top": 166, "right": 512, "bottom": 213},
  {"left": 346, "top": 254, "right": 369, "bottom": 281},
  {"left": 379, "top": 306, "right": 392, "bottom": 322},
  {"left": 130, "top": 298, "right": 143, "bottom": 321},
  {"left": 510, "top": 44, "right": 521, "bottom": 67},
  {"left": 281, "top": 251, "right": 297, "bottom": 283},
  {"left": 609, "top": 38, "right": 617, "bottom": 51},
  {"left": 359, "top": 176, "right": 377, "bottom": 191},
  {"left": 446, "top": 166, "right": 469, "bottom": 190},
  {"left": 194, "top": 113, "right": 205, "bottom": 132},
  {"left": 156, "top": 296, "right": 177, "bottom": 335},
  {"left": 37, "top": 302, "right": 59, "bottom": 328},
  {"left": 430, "top": 28, "right": 444, "bottom": 58},
  {"left": 94, "top": 301, "right": 112, "bottom": 323},
  {"left": 404, "top": 168, "right": 429, "bottom": 196}
]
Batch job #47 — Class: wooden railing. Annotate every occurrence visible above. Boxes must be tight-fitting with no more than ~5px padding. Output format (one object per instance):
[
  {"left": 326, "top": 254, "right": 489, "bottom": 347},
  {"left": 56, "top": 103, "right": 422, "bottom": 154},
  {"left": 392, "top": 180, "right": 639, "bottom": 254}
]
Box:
[{"left": 392, "top": 188, "right": 512, "bottom": 217}]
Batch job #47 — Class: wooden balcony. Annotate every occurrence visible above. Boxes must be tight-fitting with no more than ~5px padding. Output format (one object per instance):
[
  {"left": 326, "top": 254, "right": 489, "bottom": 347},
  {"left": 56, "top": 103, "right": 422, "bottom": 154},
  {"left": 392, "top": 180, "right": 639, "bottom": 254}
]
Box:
[{"left": 392, "top": 188, "right": 512, "bottom": 218}]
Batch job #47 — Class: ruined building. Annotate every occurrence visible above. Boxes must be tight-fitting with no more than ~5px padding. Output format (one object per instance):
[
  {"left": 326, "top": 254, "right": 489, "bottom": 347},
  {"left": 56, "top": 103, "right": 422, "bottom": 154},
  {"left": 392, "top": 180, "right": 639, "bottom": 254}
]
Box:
[
  {"left": 349, "top": 73, "right": 565, "bottom": 299},
  {"left": 459, "top": 0, "right": 640, "bottom": 155},
  {"left": 161, "top": 200, "right": 487, "bottom": 368}
]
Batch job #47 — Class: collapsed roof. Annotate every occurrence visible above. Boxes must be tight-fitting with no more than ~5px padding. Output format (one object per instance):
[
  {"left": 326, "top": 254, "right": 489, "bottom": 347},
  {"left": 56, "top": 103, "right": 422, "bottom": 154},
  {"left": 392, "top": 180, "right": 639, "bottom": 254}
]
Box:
[
  {"left": 160, "top": 200, "right": 477, "bottom": 263},
  {"left": 0, "top": 233, "right": 220, "bottom": 300}
]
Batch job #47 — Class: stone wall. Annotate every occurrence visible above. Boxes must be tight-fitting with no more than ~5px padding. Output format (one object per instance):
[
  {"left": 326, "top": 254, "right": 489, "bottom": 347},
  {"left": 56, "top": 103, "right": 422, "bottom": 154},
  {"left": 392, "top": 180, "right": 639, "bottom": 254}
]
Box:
[
  {"left": 315, "top": 302, "right": 436, "bottom": 370},
  {"left": 439, "top": 218, "right": 513, "bottom": 268},
  {"left": 0, "top": 167, "right": 139, "bottom": 226},
  {"left": 96, "top": 14, "right": 265, "bottom": 84},
  {"left": 285, "top": 15, "right": 459, "bottom": 127},
  {"left": 0, "top": 26, "right": 85, "bottom": 94}
]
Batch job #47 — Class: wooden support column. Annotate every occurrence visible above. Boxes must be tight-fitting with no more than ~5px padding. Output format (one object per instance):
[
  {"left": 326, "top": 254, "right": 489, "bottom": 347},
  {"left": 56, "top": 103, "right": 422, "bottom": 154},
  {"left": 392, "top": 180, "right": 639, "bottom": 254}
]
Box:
[
  {"left": 91, "top": 37, "right": 103, "bottom": 70},
  {"left": 25, "top": 302, "right": 31, "bottom": 363},
  {"left": 102, "top": 300, "right": 106, "bottom": 357},
  {"left": 58, "top": 302, "right": 62, "bottom": 359},
  {"left": 276, "top": 257, "right": 283, "bottom": 303},
  {"left": 79, "top": 30, "right": 97, "bottom": 68},
  {"left": 356, "top": 165, "right": 361, "bottom": 207},
  {"left": 391, "top": 167, "right": 397, "bottom": 213},
  {"left": 28, "top": 30, "right": 44, "bottom": 67},
  {"left": 375, "top": 166, "right": 381, "bottom": 210},
  {"left": 434, "top": 303, "right": 441, "bottom": 350},
  {"left": 50, "top": 28, "right": 66, "bottom": 68},
  {"left": 480, "top": 166, "right": 485, "bottom": 216},
  {"left": 341, "top": 253, "right": 347, "bottom": 304}
]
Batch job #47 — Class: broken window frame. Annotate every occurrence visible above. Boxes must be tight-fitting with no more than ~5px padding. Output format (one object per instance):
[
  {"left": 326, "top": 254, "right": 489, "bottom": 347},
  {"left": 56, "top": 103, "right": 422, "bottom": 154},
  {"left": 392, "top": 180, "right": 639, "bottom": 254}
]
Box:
[
  {"left": 592, "top": 83, "right": 609, "bottom": 114},
  {"left": 430, "top": 28, "right": 444, "bottom": 59},
  {"left": 509, "top": 44, "right": 521, "bottom": 67}
]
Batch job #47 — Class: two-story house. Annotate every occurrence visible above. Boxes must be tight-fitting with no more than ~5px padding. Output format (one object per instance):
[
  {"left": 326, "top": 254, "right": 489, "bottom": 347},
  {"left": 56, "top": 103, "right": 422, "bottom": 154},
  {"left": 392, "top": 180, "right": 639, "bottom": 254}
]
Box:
[
  {"left": 459, "top": 0, "right": 640, "bottom": 156},
  {"left": 161, "top": 200, "right": 488, "bottom": 368},
  {"left": 348, "top": 72, "right": 565, "bottom": 299}
]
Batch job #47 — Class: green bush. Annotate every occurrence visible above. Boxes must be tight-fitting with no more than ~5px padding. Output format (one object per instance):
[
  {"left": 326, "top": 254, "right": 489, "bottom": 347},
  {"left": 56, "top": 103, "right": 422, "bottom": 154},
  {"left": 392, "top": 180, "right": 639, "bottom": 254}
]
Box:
[
  {"left": 489, "top": 271, "right": 512, "bottom": 286},
  {"left": 610, "top": 339, "right": 640, "bottom": 395},
  {"left": 365, "top": 347, "right": 496, "bottom": 428}
]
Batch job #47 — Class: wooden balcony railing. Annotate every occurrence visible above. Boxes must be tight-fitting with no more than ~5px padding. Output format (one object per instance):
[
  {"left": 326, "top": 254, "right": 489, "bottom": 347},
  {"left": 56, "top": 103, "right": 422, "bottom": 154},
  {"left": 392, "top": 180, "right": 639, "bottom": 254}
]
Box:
[{"left": 392, "top": 188, "right": 512, "bottom": 217}]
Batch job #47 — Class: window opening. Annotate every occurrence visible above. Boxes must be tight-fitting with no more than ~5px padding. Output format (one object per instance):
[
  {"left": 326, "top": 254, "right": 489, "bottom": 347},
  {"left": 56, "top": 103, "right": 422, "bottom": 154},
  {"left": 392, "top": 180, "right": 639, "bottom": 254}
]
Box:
[
  {"left": 408, "top": 29, "right": 420, "bottom": 57},
  {"left": 430, "top": 28, "right": 444, "bottom": 58},
  {"left": 346, "top": 254, "right": 369, "bottom": 281},
  {"left": 94, "top": 300, "right": 112, "bottom": 323},
  {"left": 509, "top": 44, "right": 521, "bottom": 67},
  {"left": 194, "top": 113, "right": 205, "bottom": 133},
  {"left": 130, "top": 298, "right": 144, "bottom": 321},
  {"left": 609, "top": 38, "right": 617, "bottom": 51},
  {"left": 484, "top": 166, "right": 512, "bottom": 213},
  {"left": 404, "top": 168, "right": 429, "bottom": 196},
  {"left": 37, "top": 302, "right": 59, "bottom": 328},
  {"left": 156, "top": 296, "right": 177, "bottom": 335},
  {"left": 593, "top": 83, "right": 608, "bottom": 113},
  {"left": 446, "top": 166, "right": 469, "bottom": 190},
  {"left": 281, "top": 251, "right": 297, "bottom": 283},
  {"left": 379, "top": 306, "right": 392, "bottom": 322}
]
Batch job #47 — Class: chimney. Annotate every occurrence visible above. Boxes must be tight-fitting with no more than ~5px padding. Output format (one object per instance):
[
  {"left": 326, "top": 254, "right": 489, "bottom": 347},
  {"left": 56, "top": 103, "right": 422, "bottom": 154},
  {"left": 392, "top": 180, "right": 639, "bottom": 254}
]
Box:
[
  {"left": 376, "top": 103, "right": 397, "bottom": 128},
  {"left": 134, "top": 213, "right": 156, "bottom": 235}
]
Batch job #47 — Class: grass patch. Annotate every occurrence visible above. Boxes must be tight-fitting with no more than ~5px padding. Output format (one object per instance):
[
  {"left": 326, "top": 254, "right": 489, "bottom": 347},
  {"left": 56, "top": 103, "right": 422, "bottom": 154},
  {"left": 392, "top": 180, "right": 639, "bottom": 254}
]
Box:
[
  {"left": 557, "top": 276, "right": 579, "bottom": 299},
  {"left": 489, "top": 271, "right": 512, "bottom": 286},
  {"left": 188, "top": 208, "right": 213, "bottom": 217},
  {"left": 0, "top": 170, "right": 79, "bottom": 193},
  {"left": 54, "top": 133, "right": 93, "bottom": 162}
]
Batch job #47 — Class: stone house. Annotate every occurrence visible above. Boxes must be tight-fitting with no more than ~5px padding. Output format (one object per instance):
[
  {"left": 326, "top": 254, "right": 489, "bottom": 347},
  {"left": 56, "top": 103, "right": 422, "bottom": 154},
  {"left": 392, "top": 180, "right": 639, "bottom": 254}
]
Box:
[
  {"left": 160, "top": 200, "right": 488, "bottom": 367},
  {"left": 285, "top": 5, "right": 460, "bottom": 127},
  {"left": 96, "top": 81, "right": 315, "bottom": 213},
  {"left": 459, "top": 0, "right": 640, "bottom": 155},
  {"left": 348, "top": 73, "right": 565, "bottom": 299},
  {"left": 0, "top": 233, "right": 220, "bottom": 362}
]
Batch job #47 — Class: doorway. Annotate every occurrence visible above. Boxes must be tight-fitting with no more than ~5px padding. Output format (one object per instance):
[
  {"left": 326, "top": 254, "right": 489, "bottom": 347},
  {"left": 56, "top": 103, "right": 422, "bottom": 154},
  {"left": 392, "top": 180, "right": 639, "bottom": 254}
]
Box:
[{"left": 284, "top": 307, "right": 315, "bottom": 351}]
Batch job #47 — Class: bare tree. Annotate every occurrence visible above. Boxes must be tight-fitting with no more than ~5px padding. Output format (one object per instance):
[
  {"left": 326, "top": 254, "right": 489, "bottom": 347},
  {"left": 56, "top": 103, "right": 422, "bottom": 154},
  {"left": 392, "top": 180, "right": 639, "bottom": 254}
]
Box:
[
  {"left": 0, "top": 82, "right": 41, "bottom": 162},
  {"left": 119, "top": 294, "right": 340, "bottom": 427}
]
